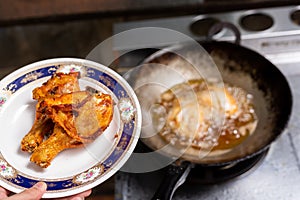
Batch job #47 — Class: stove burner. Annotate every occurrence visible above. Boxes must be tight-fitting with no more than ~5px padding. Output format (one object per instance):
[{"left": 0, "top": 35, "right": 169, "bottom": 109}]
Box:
[
  {"left": 239, "top": 13, "right": 274, "bottom": 31},
  {"left": 186, "top": 149, "right": 268, "bottom": 185},
  {"left": 190, "top": 17, "right": 221, "bottom": 36},
  {"left": 290, "top": 9, "right": 300, "bottom": 25}
]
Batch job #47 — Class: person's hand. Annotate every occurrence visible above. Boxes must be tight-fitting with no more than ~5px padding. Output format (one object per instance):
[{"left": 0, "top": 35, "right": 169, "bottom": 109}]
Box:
[{"left": 0, "top": 182, "right": 92, "bottom": 200}]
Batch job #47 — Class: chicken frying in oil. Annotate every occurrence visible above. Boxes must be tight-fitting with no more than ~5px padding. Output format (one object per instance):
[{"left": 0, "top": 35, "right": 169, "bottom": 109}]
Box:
[{"left": 156, "top": 79, "right": 257, "bottom": 151}]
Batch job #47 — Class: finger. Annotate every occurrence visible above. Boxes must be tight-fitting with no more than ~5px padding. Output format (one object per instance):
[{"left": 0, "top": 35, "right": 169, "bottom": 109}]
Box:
[
  {"left": 74, "top": 189, "right": 92, "bottom": 199},
  {"left": 0, "top": 187, "right": 9, "bottom": 198},
  {"left": 57, "top": 189, "right": 92, "bottom": 200},
  {"left": 7, "top": 182, "right": 47, "bottom": 200}
]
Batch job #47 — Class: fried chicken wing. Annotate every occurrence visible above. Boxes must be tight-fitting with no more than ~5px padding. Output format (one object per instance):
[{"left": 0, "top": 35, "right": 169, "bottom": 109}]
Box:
[
  {"left": 30, "top": 91, "right": 113, "bottom": 168},
  {"left": 20, "top": 117, "right": 54, "bottom": 153},
  {"left": 43, "top": 91, "right": 114, "bottom": 143},
  {"left": 21, "top": 71, "right": 114, "bottom": 168},
  {"left": 30, "top": 124, "right": 83, "bottom": 168},
  {"left": 32, "top": 72, "right": 80, "bottom": 100},
  {"left": 21, "top": 72, "right": 80, "bottom": 153}
]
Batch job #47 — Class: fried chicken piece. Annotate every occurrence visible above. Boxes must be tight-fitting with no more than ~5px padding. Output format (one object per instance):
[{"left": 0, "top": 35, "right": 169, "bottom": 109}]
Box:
[
  {"left": 21, "top": 71, "right": 114, "bottom": 168},
  {"left": 21, "top": 72, "right": 80, "bottom": 153},
  {"left": 20, "top": 116, "right": 54, "bottom": 153},
  {"left": 32, "top": 72, "right": 81, "bottom": 100},
  {"left": 30, "top": 123, "right": 83, "bottom": 168},
  {"left": 43, "top": 91, "right": 114, "bottom": 143},
  {"left": 30, "top": 91, "right": 114, "bottom": 168}
]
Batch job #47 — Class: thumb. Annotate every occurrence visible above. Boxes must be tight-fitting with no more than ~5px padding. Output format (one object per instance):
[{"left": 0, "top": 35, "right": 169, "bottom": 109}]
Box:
[{"left": 8, "top": 182, "right": 47, "bottom": 200}]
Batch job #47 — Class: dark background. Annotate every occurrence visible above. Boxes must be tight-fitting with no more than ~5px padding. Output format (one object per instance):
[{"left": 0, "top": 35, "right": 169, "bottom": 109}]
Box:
[{"left": 0, "top": 0, "right": 299, "bottom": 78}]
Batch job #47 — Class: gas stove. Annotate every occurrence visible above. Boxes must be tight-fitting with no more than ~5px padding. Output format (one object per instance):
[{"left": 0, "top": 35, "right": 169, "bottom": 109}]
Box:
[{"left": 112, "top": 5, "right": 300, "bottom": 200}]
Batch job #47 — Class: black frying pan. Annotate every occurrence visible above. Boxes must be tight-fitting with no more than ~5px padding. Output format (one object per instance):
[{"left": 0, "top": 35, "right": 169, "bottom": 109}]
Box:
[{"left": 128, "top": 23, "right": 292, "bottom": 200}]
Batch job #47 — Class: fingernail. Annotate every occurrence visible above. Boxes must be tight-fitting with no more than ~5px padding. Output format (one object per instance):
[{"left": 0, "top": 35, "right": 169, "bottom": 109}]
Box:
[{"left": 34, "top": 182, "right": 47, "bottom": 191}]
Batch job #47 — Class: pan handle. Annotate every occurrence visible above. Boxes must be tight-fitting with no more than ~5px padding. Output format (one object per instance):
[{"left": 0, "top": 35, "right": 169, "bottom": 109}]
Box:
[
  {"left": 207, "top": 22, "right": 241, "bottom": 45},
  {"left": 151, "top": 161, "right": 193, "bottom": 200}
]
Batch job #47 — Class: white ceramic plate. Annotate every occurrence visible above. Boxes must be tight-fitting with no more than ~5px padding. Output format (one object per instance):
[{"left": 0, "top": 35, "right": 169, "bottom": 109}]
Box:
[{"left": 0, "top": 58, "right": 141, "bottom": 198}]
